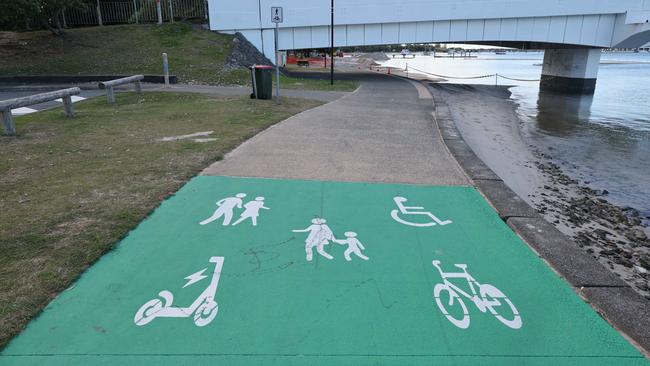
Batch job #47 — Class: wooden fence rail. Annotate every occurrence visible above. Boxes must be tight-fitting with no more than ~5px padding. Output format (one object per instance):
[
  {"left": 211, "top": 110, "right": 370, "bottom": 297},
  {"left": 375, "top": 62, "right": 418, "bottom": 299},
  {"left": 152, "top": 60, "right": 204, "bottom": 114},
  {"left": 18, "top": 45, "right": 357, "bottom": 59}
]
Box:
[
  {"left": 0, "top": 88, "right": 81, "bottom": 136},
  {"left": 98, "top": 75, "right": 144, "bottom": 103}
]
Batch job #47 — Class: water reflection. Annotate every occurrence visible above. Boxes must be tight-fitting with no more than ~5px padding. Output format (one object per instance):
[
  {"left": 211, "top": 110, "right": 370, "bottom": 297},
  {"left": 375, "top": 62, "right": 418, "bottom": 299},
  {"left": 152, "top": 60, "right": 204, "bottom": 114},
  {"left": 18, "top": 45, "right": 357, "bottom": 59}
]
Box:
[
  {"left": 382, "top": 52, "right": 650, "bottom": 213},
  {"left": 535, "top": 91, "right": 593, "bottom": 136}
]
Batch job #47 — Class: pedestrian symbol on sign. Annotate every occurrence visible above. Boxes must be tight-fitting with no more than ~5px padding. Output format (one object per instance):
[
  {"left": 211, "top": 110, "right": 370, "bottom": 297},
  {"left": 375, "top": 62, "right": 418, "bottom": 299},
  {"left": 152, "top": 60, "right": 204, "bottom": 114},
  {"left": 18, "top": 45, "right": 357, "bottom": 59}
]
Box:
[{"left": 271, "top": 7, "right": 283, "bottom": 23}]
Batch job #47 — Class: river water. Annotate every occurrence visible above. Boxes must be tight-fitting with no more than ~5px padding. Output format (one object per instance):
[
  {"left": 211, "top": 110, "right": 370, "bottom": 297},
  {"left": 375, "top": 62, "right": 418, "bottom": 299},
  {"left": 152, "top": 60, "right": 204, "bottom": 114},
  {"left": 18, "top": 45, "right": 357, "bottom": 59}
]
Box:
[{"left": 382, "top": 51, "right": 650, "bottom": 217}]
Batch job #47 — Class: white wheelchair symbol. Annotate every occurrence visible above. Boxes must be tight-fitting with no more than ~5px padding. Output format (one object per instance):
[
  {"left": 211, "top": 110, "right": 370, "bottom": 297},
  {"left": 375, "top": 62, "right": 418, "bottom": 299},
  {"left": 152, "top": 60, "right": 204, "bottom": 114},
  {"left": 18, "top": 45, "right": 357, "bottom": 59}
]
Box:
[
  {"left": 134, "top": 256, "right": 224, "bottom": 327},
  {"left": 432, "top": 260, "right": 522, "bottom": 329},
  {"left": 390, "top": 196, "right": 452, "bottom": 227}
]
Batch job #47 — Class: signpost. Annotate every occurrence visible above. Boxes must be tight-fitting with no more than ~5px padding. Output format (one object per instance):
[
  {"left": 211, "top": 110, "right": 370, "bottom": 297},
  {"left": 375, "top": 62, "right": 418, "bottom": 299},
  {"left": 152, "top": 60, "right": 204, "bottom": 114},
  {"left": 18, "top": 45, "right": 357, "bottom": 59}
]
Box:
[
  {"left": 330, "top": 0, "right": 334, "bottom": 85},
  {"left": 271, "top": 7, "right": 283, "bottom": 105}
]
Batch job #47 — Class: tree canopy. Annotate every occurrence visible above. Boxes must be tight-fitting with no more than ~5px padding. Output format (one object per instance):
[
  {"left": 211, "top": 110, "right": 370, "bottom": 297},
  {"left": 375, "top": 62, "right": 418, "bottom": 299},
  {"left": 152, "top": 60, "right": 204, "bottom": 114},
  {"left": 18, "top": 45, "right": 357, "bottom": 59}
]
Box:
[{"left": 0, "top": 0, "right": 91, "bottom": 35}]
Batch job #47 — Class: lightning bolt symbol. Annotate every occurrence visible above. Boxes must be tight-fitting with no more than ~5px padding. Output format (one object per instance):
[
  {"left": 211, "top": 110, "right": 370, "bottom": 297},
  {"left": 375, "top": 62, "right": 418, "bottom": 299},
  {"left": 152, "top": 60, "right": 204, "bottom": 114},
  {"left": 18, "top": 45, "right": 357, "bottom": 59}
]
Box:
[{"left": 183, "top": 268, "right": 208, "bottom": 288}]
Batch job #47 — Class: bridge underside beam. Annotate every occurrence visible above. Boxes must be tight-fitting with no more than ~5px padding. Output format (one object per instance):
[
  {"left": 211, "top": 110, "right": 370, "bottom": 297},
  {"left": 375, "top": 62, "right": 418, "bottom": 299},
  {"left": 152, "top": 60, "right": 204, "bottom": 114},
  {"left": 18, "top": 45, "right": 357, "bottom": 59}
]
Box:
[{"left": 540, "top": 48, "right": 601, "bottom": 94}]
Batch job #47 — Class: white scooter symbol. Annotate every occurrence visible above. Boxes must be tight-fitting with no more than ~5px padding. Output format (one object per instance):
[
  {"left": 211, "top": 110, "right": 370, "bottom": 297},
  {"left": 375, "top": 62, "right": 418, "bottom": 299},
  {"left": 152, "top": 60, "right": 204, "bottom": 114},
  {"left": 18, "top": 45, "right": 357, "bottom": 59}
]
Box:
[
  {"left": 390, "top": 196, "right": 452, "bottom": 227},
  {"left": 134, "top": 256, "right": 224, "bottom": 327}
]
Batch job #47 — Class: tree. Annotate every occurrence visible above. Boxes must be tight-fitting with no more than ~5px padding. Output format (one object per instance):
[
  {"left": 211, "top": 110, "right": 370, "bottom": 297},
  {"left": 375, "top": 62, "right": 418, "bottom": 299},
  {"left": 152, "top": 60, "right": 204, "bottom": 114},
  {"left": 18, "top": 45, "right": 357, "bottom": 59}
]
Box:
[
  {"left": 0, "top": 0, "right": 39, "bottom": 30},
  {"left": 0, "top": 0, "right": 91, "bottom": 35},
  {"left": 38, "top": 0, "right": 92, "bottom": 36}
]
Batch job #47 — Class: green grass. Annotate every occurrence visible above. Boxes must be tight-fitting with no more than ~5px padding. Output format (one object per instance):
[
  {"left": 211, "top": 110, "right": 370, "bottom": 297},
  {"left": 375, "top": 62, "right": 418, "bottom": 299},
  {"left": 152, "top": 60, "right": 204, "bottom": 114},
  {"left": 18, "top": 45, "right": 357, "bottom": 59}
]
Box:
[
  {"left": 0, "top": 23, "right": 249, "bottom": 85},
  {"left": 0, "top": 23, "right": 359, "bottom": 91},
  {"left": 0, "top": 92, "right": 321, "bottom": 348}
]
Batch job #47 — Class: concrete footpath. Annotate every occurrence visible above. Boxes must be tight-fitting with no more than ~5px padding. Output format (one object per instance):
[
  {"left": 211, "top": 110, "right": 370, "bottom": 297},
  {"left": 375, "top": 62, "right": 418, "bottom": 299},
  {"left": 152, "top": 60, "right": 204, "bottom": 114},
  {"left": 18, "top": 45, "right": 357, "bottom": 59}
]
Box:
[
  {"left": 1, "top": 73, "right": 647, "bottom": 365},
  {"left": 202, "top": 73, "right": 468, "bottom": 185}
]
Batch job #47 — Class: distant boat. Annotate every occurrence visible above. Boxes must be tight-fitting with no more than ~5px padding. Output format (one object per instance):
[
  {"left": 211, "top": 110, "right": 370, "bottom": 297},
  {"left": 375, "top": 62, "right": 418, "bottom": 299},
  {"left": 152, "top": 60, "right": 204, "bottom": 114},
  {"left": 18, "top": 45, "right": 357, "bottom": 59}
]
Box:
[{"left": 494, "top": 51, "right": 506, "bottom": 55}]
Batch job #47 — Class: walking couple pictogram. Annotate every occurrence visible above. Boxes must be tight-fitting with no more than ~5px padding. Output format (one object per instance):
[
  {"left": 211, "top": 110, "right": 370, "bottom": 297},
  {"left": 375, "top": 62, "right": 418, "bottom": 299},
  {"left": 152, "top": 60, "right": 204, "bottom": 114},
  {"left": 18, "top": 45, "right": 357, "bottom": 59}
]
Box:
[
  {"left": 200, "top": 193, "right": 270, "bottom": 227},
  {"left": 293, "top": 218, "right": 369, "bottom": 262}
]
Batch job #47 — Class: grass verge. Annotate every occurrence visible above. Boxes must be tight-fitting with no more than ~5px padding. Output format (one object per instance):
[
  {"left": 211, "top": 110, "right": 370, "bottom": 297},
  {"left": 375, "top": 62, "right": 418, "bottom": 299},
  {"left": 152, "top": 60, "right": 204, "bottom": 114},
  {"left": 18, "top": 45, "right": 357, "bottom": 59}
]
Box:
[
  {"left": 0, "top": 92, "right": 321, "bottom": 348},
  {"left": 0, "top": 23, "right": 359, "bottom": 91},
  {"left": 0, "top": 23, "right": 249, "bottom": 85}
]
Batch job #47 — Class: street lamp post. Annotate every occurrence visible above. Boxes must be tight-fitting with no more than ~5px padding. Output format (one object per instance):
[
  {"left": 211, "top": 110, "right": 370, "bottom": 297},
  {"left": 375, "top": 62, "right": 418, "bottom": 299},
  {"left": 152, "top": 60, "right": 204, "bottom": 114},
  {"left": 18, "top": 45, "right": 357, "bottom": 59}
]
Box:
[{"left": 330, "top": 0, "right": 334, "bottom": 85}]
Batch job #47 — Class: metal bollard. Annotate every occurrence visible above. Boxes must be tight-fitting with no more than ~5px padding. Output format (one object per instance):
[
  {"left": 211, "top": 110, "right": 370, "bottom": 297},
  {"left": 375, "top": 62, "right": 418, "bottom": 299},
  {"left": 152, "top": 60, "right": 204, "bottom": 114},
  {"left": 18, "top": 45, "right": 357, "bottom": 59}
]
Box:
[{"left": 162, "top": 53, "right": 170, "bottom": 88}]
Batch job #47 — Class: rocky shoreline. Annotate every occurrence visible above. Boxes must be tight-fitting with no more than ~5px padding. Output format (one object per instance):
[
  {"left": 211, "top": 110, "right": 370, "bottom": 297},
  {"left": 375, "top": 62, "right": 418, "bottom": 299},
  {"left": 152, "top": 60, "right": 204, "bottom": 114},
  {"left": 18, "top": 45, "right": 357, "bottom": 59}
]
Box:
[
  {"left": 424, "top": 81, "right": 650, "bottom": 300},
  {"left": 532, "top": 153, "right": 650, "bottom": 298}
]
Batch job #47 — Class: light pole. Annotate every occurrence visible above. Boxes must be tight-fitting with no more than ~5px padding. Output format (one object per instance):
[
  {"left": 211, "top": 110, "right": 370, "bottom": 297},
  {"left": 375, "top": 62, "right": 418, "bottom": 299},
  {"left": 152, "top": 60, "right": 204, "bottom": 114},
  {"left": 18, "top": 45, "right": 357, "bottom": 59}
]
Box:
[{"left": 330, "top": 0, "right": 334, "bottom": 85}]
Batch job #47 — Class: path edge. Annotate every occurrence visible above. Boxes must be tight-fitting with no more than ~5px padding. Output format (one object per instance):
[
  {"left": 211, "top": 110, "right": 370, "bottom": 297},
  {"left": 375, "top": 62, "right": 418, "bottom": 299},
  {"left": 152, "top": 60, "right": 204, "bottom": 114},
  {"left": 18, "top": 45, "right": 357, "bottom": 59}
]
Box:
[
  {"left": 201, "top": 84, "right": 361, "bottom": 176},
  {"left": 424, "top": 81, "right": 650, "bottom": 357}
]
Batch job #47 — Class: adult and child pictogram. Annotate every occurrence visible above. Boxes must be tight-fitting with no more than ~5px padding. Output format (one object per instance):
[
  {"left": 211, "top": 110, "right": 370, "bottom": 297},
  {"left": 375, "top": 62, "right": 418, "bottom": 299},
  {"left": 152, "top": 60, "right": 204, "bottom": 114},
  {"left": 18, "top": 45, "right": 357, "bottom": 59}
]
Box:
[
  {"left": 293, "top": 218, "right": 370, "bottom": 262},
  {"left": 200, "top": 193, "right": 270, "bottom": 226}
]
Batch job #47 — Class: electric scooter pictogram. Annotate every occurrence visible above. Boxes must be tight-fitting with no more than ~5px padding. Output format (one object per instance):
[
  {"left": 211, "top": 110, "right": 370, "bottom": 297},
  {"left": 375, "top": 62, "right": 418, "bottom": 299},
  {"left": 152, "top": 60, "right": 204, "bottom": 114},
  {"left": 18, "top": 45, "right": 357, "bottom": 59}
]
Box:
[
  {"left": 134, "top": 256, "right": 224, "bottom": 327},
  {"left": 432, "top": 259, "right": 522, "bottom": 329}
]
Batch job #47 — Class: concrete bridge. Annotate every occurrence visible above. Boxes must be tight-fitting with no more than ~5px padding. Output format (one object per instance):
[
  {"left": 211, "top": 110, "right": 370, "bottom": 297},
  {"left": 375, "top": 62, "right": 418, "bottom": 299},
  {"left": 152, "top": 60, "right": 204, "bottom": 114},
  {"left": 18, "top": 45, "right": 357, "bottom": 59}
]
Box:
[{"left": 208, "top": 0, "right": 650, "bottom": 93}]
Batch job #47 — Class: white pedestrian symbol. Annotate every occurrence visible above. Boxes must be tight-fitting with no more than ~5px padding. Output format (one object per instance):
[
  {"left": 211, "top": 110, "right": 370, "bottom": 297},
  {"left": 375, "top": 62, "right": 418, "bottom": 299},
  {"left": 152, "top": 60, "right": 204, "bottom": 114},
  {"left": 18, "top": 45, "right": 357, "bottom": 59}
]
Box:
[
  {"left": 134, "top": 256, "right": 224, "bottom": 327},
  {"left": 391, "top": 196, "right": 452, "bottom": 227},
  {"left": 292, "top": 218, "right": 336, "bottom": 261},
  {"left": 333, "top": 232, "right": 369, "bottom": 261},
  {"left": 431, "top": 260, "right": 522, "bottom": 329},
  {"left": 200, "top": 193, "right": 245, "bottom": 226},
  {"left": 200, "top": 193, "right": 269, "bottom": 227},
  {"left": 232, "top": 197, "right": 270, "bottom": 226}
]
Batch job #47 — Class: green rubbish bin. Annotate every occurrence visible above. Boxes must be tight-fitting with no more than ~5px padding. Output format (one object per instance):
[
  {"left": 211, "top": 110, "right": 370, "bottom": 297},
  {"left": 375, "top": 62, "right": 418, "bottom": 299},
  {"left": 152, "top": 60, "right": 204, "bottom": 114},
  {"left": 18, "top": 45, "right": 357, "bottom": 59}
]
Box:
[{"left": 250, "top": 65, "right": 274, "bottom": 100}]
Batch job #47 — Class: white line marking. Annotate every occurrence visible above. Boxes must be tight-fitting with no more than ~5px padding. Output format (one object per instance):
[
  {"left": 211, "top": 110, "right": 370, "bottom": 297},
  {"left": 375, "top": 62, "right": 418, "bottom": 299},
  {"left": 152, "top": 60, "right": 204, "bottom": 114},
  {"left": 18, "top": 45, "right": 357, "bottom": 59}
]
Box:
[
  {"left": 11, "top": 107, "right": 38, "bottom": 115},
  {"left": 159, "top": 131, "right": 215, "bottom": 142},
  {"left": 54, "top": 96, "right": 86, "bottom": 103}
]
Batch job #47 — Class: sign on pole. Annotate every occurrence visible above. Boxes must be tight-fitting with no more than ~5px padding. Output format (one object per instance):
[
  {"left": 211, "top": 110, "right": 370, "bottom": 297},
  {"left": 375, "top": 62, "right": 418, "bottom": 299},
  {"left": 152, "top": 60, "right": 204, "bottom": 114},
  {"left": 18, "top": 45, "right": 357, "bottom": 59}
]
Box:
[
  {"left": 271, "top": 7, "right": 283, "bottom": 104},
  {"left": 271, "top": 7, "right": 283, "bottom": 23}
]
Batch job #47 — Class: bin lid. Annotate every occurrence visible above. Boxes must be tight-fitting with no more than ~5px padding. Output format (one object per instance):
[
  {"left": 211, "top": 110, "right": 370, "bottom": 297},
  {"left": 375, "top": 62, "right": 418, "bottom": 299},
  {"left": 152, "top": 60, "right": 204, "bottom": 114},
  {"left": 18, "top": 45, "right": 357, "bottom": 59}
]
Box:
[{"left": 253, "top": 65, "right": 274, "bottom": 69}]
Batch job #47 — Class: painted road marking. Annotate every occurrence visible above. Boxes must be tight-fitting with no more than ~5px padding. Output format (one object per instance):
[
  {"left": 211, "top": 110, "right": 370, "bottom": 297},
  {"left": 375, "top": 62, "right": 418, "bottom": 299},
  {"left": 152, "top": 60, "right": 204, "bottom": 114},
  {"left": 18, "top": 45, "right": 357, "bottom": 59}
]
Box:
[
  {"left": 10, "top": 107, "right": 37, "bottom": 116},
  {"left": 432, "top": 259, "right": 522, "bottom": 329},
  {"left": 391, "top": 195, "right": 453, "bottom": 227},
  {"left": 54, "top": 95, "right": 86, "bottom": 103},
  {"left": 134, "top": 256, "right": 223, "bottom": 327},
  {"left": 199, "top": 193, "right": 269, "bottom": 226},
  {"left": 0, "top": 176, "right": 646, "bottom": 365}
]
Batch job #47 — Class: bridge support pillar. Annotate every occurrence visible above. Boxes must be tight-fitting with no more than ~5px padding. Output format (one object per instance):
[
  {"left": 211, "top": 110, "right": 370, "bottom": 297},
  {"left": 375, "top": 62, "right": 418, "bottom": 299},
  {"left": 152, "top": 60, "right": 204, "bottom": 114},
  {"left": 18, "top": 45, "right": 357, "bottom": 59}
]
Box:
[{"left": 540, "top": 48, "right": 601, "bottom": 94}]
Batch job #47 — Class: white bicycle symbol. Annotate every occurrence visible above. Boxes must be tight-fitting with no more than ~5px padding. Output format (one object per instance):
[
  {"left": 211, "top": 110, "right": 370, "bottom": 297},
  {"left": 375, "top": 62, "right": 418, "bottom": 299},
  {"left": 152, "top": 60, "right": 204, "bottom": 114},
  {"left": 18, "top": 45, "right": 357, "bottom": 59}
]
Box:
[
  {"left": 390, "top": 196, "right": 452, "bottom": 227},
  {"left": 134, "top": 256, "right": 224, "bottom": 327},
  {"left": 432, "top": 260, "right": 522, "bottom": 329}
]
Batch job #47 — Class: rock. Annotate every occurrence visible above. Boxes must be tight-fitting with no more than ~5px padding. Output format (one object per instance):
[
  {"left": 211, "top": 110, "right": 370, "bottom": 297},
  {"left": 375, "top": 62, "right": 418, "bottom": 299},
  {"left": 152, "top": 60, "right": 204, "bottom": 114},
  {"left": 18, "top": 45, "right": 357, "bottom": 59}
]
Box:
[
  {"left": 628, "top": 228, "right": 647, "bottom": 241},
  {"left": 634, "top": 265, "right": 648, "bottom": 275},
  {"left": 224, "top": 32, "right": 273, "bottom": 70}
]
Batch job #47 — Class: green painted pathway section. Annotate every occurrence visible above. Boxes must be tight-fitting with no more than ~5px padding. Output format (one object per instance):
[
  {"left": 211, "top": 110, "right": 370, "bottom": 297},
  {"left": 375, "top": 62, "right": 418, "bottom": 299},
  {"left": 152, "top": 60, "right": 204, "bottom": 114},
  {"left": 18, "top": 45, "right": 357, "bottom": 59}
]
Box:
[{"left": 1, "top": 176, "right": 646, "bottom": 365}]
